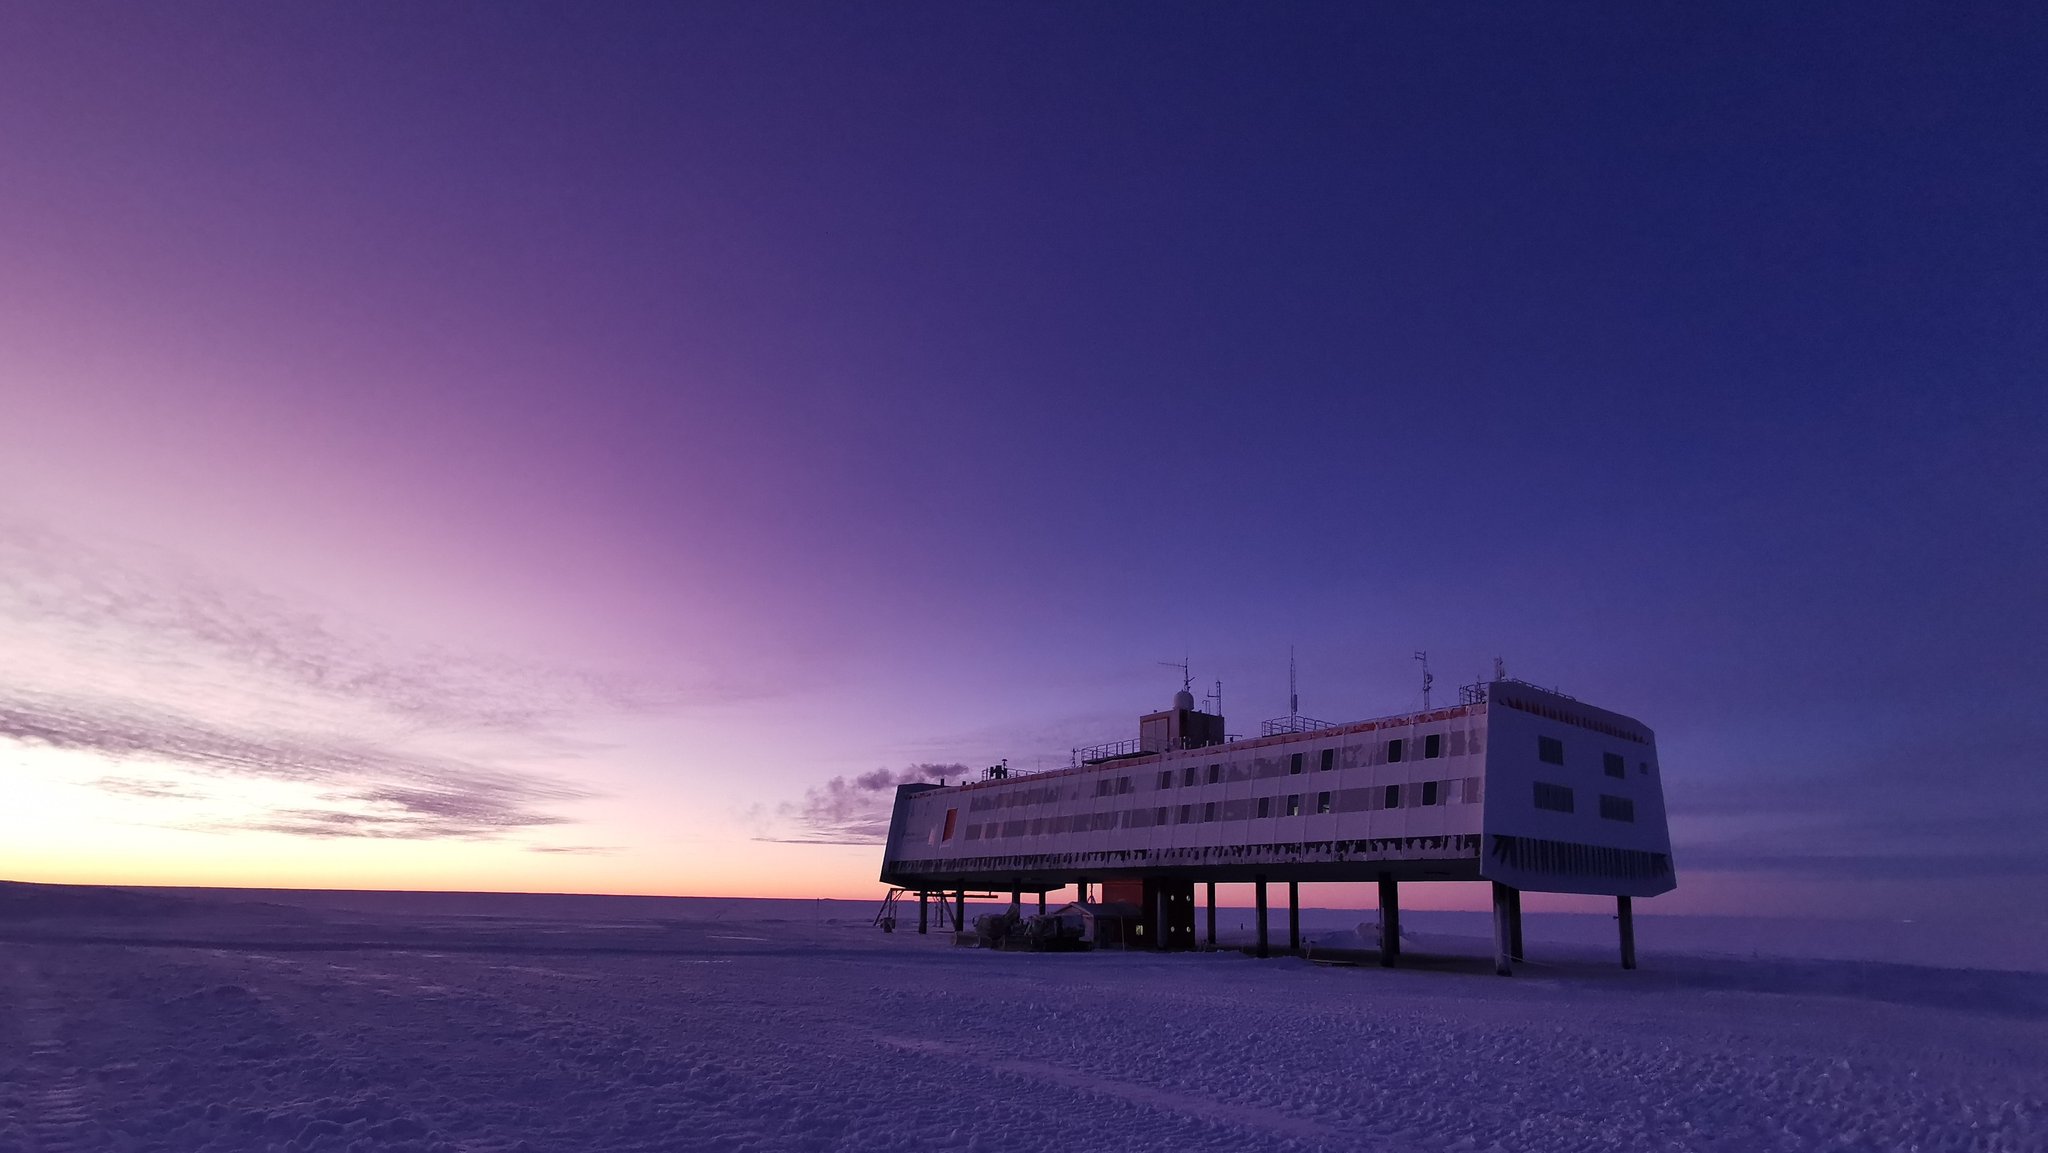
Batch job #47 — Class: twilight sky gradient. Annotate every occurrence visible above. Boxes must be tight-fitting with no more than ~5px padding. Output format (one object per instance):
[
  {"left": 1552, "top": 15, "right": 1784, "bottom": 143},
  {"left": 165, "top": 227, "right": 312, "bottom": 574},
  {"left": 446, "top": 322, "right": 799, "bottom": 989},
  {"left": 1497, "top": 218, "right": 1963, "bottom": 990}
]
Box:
[{"left": 2, "top": 4, "right": 2043, "bottom": 916}]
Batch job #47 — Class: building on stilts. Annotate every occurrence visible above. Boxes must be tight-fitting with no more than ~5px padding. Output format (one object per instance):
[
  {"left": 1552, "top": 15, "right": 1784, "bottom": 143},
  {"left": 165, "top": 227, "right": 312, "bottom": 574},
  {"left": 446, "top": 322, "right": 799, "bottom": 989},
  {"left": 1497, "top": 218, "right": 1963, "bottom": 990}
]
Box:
[{"left": 875, "top": 676, "right": 1673, "bottom": 974}]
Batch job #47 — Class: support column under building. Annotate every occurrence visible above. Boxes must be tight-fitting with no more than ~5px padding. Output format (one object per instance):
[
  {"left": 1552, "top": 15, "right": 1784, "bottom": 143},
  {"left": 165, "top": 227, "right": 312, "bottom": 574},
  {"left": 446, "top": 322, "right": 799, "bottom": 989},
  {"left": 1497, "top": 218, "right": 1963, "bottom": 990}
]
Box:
[
  {"left": 1205, "top": 882, "right": 1216, "bottom": 947},
  {"left": 1288, "top": 881, "right": 1300, "bottom": 955},
  {"left": 1491, "top": 881, "right": 1514, "bottom": 976},
  {"left": 1508, "top": 886, "right": 1524, "bottom": 962},
  {"left": 1618, "top": 895, "right": 1637, "bottom": 970},
  {"left": 1009, "top": 883, "right": 1021, "bottom": 916},
  {"left": 918, "top": 892, "right": 928, "bottom": 935},
  {"left": 953, "top": 890, "right": 965, "bottom": 933},
  {"left": 1377, "top": 874, "right": 1400, "bottom": 967},
  {"left": 1037, "top": 892, "right": 1046, "bottom": 915},
  {"left": 1254, "top": 877, "right": 1270, "bottom": 958}
]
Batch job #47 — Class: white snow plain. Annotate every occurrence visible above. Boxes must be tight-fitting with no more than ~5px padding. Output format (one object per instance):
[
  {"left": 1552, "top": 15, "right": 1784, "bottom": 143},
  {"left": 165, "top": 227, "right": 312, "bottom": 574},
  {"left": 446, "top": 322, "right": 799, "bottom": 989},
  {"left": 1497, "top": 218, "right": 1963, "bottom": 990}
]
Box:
[{"left": 1, "top": 883, "right": 2043, "bottom": 1153}]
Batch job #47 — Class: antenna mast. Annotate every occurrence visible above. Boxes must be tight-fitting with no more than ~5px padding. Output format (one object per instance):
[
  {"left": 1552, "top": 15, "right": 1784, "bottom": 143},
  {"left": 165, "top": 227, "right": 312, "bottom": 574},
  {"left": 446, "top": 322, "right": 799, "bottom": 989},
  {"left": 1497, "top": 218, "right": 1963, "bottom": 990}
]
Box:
[
  {"left": 1415, "top": 650, "right": 1433, "bottom": 709},
  {"left": 1289, "top": 646, "right": 1299, "bottom": 723},
  {"left": 1159, "top": 656, "right": 1191, "bottom": 694}
]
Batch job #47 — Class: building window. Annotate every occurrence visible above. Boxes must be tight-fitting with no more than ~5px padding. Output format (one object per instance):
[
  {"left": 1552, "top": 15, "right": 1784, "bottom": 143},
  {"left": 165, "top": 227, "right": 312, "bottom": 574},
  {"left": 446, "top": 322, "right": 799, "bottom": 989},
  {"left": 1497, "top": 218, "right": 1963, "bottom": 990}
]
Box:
[
  {"left": 1159, "top": 770, "right": 1174, "bottom": 789},
  {"left": 1534, "top": 782, "right": 1575, "bottom": 813},
  {"left": 1538, "top": 736, "right": 1564, "bottom": 765},
  {"left": 1316, "top": 791, "right": 1332, "bottom": 814},
  {"left": 1118, "top": 776, "right": 1134, "bottom": 795},
  {"left": 1155, "top": 807, "right": 1168, "bottom": 826},
  {"left": 1387, "top": 739, "right": 1405, "bottom": 763},
  {"left": 1208, "top": 764, "right": 1221, "bottom": 784},
  {"left": 1286, "top": 794, "right": 1301, "bottom": 817},
  {"left": 1422, "top": 780, "right": 1439, "bottom": 806},
  {"left": 1600, "top": 795, "right": 1635, "bottom": 822},
  {"left": 1319, "top": 748, "right": 1335, "bottom": 771},
  {"left": 1383, "top": 784, "right": 1402, "bottom": 809},
  {"left": 1604, "top": 753, "right": 1625, "bottom": 779},
  {"left": 1257, "top": 797, "right": 1271, "bottom": 819},
  {"left": 1289, "top": 752, "right": 1303, "bottom": 775},
  {"left": 1204, "top": 801, "right": 1217, "bottom": 822},
  {"left": 1424, "top": 733, "right": 1442, "bottom": 759},
  {"left": 1183, "top": 765, "right": 1197, "bottom": 786}
]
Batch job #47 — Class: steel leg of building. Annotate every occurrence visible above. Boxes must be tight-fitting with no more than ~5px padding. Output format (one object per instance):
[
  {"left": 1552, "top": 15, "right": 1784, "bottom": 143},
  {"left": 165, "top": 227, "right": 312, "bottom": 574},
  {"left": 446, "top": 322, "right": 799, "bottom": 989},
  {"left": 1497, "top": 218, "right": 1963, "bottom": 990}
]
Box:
[
  {"left": 1254, "top": 877, "right": 1269, "bottom": 958},
  {"left": 1154, "top": 887, "right": 1168, "bottom": 951},
  {"left": 1491, "top": 881, "right": 1514, "bottom": 976},
  {"left": 1508, "top": 886, "right": 1524, "bottom": 962},
  {"left": 1205, "top": 882, "right": 1216, "bottom": 946},
  {"left": 1377, "top": 874, "right": 1400, "bottom": 967},
  {"left": 954, "top": 890, "right": 965, "bottom": 932},
  {"left": 918, "top": 892, "right": 928, "bottom": 934},
  {"left": 1037, "top": 892, "right": 1046, "bottom": 915},
  {"left": 1618, "top": 895, "right": 1637, "bottom": 970},
  {"left": 1288, "top": 881, "right": 1300, "bottom": 955},
  {"left": 1009, "top": 884, "right": 1021, "bottom": 915}
]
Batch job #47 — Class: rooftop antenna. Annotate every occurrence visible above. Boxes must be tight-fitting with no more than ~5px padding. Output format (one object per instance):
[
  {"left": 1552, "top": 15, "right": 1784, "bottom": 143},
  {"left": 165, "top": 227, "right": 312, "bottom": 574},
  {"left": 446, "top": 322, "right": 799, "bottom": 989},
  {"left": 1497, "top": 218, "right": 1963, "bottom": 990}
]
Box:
[
  {"left": 1493, "top": 656, "right": 1507, "bottom": 682},
  {"left": 1289, "top": 646, "right": 1300, "bottom": 723},
  {"left": 1415, "top": 650, "right": 1433, "bottom": 709},
  {"left": 1159, "top": 655, "right": 1192, "bottom": 694},
  {"left": 1203, "top": 679, "right": 1224, "bottom": 717}
]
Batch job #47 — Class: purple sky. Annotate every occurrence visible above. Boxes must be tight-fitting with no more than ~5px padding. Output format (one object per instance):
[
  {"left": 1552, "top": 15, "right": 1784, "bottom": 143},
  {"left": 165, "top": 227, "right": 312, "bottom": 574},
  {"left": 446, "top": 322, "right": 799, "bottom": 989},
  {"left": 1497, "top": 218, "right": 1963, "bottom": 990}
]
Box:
[{"left": 1, "top": 4, "right": 2042, "bottom": 915}]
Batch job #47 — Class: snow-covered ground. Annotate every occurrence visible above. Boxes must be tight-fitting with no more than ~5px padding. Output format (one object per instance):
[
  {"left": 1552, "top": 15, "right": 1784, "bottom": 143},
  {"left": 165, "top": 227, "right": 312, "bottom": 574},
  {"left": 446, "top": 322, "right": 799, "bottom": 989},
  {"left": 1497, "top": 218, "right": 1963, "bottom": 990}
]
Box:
[{"left": 1, "top": 883, "right": 2043, "bottom": 1152}]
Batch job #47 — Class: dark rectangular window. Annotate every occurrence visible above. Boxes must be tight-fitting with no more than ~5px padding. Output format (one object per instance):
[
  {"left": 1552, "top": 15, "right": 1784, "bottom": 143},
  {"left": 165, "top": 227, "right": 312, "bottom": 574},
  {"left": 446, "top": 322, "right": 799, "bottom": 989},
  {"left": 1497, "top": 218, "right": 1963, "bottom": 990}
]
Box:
[
  {"left": 1183, "top": 765, "right": 1197, "bottom": 786},
  {"left": 1289, "top": 752, "right": 1303, "bottom": 775},
  {"left": 1422, "top": 780, "right": 1439, "bottom": 806},
  {"left": 1424, "top": 733, "right": 1442, "bottom": 759},
  {"left": 1384, "top": 784, "right": 1402, "bottom": 809},
  {"left": 1155, "top": 807, "right": 1168, "bottom": 826},
  {"left": 1159, "top": 770, "right": 1174, "bottom": 789},
  {"left": 1604, "top": 752, "right": 1625, "bottom": 779},
  {"left": 1208, "top": 764, "right": 1221, "bottom": 784},
  {"left": 1286, "top": 794, "right": 1301, "bottom": 816},
  {"left": 1600, "top": 795, "right": 1635, "bottom": 822},
  {"left": 1178, "top": 804, "right": 1191, "bottom": 823},
  {"left": 1538, "top": 736, "right": 1565, "bottom": 765},
  {"left": 1387, "top": 738, "right": 1405, "bottom": 763},
  {"left": 1118, "top": 776, "right": 1134, "bottom": 794},
  {"left": 1257, "top": 796, "right": 1271, "bottom": 819},
  {"left": 1204, "top": 801, "right": 1217, "bottom": 821},
  {"left": 1534, "top": 782, "right": 1575, "bottom": 813},
  {"left": 1319, "top": 748, "right": 1335, "bottom": 771},
  {"left": 1317, "top": 791, "right": 1332, "bottom": 814}
]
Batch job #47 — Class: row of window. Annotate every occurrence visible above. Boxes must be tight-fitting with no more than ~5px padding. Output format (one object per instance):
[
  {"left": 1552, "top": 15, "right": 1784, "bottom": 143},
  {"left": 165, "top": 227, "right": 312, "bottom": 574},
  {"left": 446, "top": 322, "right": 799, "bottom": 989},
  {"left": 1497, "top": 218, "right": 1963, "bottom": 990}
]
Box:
[
  {"left": 954, "top": 778, "right": 1483, "bottom": 843},
  {"left": 1531, "top": 781, "right": 1636, "bottom": 822},
  {"left": 892, "top": 833, "right": 1487, "bottom": 878},
  {"left": 1536, "top": 736, "right": 1646, "bottom": 782}
]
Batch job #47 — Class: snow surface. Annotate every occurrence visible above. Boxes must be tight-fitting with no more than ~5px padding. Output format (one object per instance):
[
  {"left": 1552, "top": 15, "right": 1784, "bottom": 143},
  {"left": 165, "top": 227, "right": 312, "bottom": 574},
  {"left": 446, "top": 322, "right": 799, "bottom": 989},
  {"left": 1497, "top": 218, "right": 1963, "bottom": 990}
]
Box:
[{"left": 1, "top": 883, "right": 2043, "bottom": 1152}]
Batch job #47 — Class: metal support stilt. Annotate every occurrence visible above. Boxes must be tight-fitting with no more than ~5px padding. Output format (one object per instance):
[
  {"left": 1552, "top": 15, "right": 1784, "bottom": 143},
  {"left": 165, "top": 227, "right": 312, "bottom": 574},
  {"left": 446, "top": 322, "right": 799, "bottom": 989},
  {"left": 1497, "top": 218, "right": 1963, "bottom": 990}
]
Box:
[
  {"left": 1508, "top": 886, "right": 1524, "bottom": 962},
  {"left": 1287, "top": 881, "right": 1300, "bottom": 955},
  {"left": 918, "top": 892, "right": 927, "bottom": 934},
  {"left": 1491, "top": 881, "right": 1514, "bottom": 976},
  {"left": 1037, "top": 892, "right": 1046, "bottom": 915},
  {"left": 1619, "top": 895, "right": 1636, "bottom": 970},
  {"left": 1009, "top": 883, "right": 1021, "bottom": 916},
  {"left": 953, "top": 890, "right": 965, "bottom": 932},
  {"left": 1378, "top": 874, "right": 1400, "bottom": 967},
  {"left": 1254, "top": 877, "right": 1269, "bottom": 958},
  {"left": 1205, "top": 882, "right": 1216, "bottom": 946}
]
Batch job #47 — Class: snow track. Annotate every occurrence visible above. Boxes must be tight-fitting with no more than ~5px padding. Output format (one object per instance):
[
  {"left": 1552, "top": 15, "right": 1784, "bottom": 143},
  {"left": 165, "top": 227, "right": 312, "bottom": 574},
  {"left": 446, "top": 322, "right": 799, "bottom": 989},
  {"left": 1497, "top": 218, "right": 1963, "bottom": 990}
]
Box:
[{"left": 0, "top": 896, "right": 2044, "bottom": 1152}]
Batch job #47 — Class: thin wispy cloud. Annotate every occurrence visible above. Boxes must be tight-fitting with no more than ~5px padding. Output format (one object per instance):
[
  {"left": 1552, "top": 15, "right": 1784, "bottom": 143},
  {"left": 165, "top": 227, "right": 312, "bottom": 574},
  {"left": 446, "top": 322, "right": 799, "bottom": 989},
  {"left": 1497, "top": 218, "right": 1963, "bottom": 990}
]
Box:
[{"left": 0, "top": 520, "right": 714, "bottom": 842}]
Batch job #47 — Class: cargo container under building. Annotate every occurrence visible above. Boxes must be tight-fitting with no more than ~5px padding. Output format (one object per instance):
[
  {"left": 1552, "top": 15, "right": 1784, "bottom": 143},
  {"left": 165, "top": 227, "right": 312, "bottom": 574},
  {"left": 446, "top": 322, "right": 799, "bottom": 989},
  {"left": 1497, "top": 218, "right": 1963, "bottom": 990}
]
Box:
[{"left": 876, "top": 677, "right": 1672, "bottom": 974}]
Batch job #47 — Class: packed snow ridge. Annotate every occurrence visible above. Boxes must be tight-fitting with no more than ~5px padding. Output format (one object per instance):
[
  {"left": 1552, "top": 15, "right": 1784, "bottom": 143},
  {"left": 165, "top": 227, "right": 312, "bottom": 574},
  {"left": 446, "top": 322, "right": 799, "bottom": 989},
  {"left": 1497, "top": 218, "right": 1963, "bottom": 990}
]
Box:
[{"left": 0, "top": 883, "right": 2042, "bottom": 1152}]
